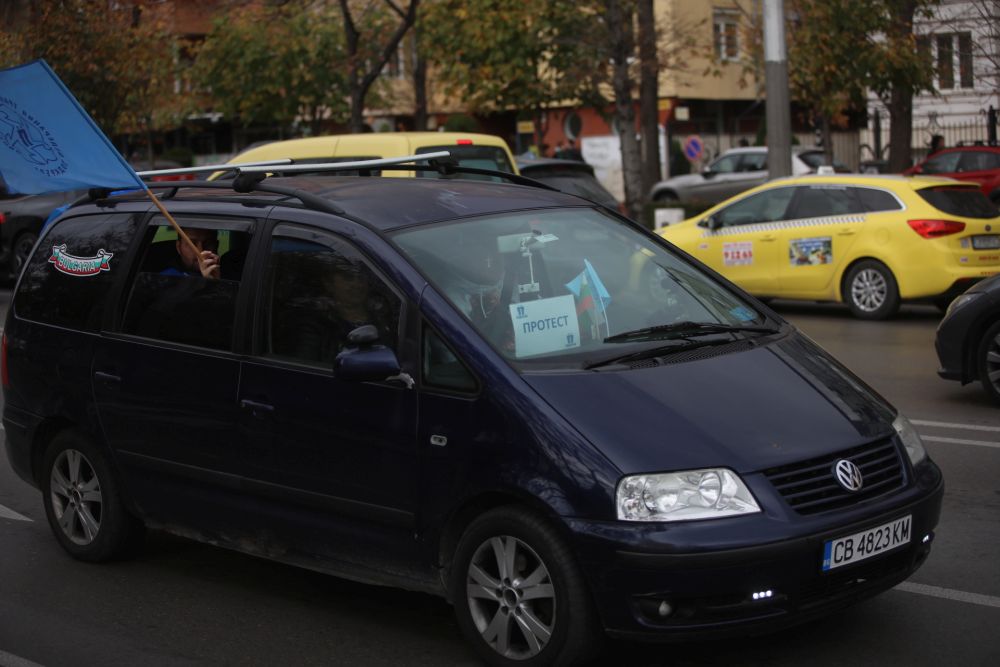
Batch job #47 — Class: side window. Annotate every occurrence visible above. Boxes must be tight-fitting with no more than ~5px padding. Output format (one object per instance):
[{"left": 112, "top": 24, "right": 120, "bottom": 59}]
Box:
[
  {"left": 922, "top": 153, "right": 961, "bottom": 174},
  {"left": 709, "top": 155, "right": 740, "bottom": 174},
  {"left": 713, "top": 188, "right": 795, "bottom": 227},
  {"left": 15, "top": 213, "right": 137, "bottom": 331},
  {"left": 262, "top": 226, "right": 402, "bottom": 366},
  {"left": 423, "top": 325, "right": 477, "bottom": 392},
  {"left": 121, "top": 219, "right": 252, "bottom": 351},
  {"left": 788, "top": 186, "right": 864, "bottom": 219},
  {"left": 958, "top": 151, "right": 992, "bottom": 173},
  {"left": 855, "top": 188, "right": 902, "bottom": 213},
  {"left": 738, "top": 153, "right": 767, "bottom": 172}
]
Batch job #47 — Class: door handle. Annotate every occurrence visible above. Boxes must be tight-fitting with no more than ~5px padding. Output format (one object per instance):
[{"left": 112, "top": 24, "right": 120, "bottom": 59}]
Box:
[
  {"left": 240, "top": 399, "right": 275, "bottom": 418},
  {"left": 94, "top": 371, "right": 121, "bottom": 385},
  {"left": 759, "top": 234, "right": 777, "bottom": 242},
  {"left": 837, "top": 229, "right": 856, "bottom": 236}
]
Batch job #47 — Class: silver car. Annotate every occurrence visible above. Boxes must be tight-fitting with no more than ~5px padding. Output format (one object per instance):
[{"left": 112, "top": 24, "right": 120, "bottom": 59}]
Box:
[{"left": 650, "top": 147, "right": 846, "bottom": 205}]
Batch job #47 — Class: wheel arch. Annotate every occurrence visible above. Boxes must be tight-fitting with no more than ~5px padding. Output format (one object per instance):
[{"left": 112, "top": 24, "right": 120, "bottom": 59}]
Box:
[
  {"left": 436, "top": 490, "right": 576, "bottom": 602},
  {"left": 837, "top": 255, "right": 897, "bottom": 302}
]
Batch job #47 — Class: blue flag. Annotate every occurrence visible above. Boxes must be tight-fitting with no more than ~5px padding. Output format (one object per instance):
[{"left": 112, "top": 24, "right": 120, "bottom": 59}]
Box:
[{"left": 0, "top": 60, "right": 143, "bottom": 195}]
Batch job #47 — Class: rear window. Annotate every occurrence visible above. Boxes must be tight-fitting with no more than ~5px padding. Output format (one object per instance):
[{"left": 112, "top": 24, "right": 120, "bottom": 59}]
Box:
[
  {"left": 415, "top": 145, "right": 514, "bottom": 181},
  {"left": 14, "top": 213, "right": 138, "bottom": 331},
  {"left": 917, "top": 186, "right": 998, "bottom": 218}
]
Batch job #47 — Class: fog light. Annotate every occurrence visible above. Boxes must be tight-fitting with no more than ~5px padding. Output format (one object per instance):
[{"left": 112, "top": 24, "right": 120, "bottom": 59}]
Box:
[
  {"left": 751, "top": 589, "right": 773, "bottom": 601},
  {"left": 922, "top": 534, "right": 931, "bottom": 544},
  {"left": 657, "top": 600, "right": 673, "bottom": 617}
]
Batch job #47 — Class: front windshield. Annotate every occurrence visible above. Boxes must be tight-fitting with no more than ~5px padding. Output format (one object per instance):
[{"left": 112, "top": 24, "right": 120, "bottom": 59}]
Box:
[{"left": 393, "top": 208, "right": 771, "bottom": 369}]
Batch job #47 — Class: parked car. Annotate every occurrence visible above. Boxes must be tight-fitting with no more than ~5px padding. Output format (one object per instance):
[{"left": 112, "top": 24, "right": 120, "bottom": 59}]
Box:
[
  {"left": 516, "top": 156, "right": 621, "bottom": 212},
  {"left": 904, "top": 145, "right": 1000, "bottom": 206},
  {"left": 935, "top": 273, "right": 1000, "bottom": 403},
  {"left": 649, "top": 146, "right": 850, "bottom": 206},
  {"left": 218, "top": 131, "right": 518, "bottom": 179},
  {"left": 659, "top": 174, "right": 1000, "bottom": 319},
  {"left": 0, "top": 176, "right": 85, "bottom": 280},
  {"left": 3, "top": 158, "right": 942, "bottom": 666}
]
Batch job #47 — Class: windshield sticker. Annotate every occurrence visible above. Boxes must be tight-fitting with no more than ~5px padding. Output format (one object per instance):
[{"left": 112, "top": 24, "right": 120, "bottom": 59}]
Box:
[
  {"left": 723, "top": 241, "right": 753, "bottom": 266},
  {"left": 729, "top": 306, "right": 757, "bottom": 322},
  {"left": 789, "top": 237, "right": 832, "bottom": 266},
  {"left": 48, "top": 244, "right": 113, "bottom": 277},
  {"left": 565, "top": 260, "right": 612, "bottom": 340},
  {"left": 510, "top": 295, "right": 580, "bottom": 358}
]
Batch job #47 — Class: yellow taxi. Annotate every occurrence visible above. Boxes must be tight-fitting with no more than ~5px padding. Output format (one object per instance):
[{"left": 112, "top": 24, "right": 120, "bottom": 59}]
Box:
[
  {"left": 217, "top": 131, "right": 518, "bottom": 178},
  {"left": 658, "top": 174, "right": 1000, "bottom": 319}
]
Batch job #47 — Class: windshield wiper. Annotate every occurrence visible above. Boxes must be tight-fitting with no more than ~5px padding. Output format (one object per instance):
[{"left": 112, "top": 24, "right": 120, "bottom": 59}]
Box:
[{"left": 603, "top": 320, "right": 779, "bottom": 344}]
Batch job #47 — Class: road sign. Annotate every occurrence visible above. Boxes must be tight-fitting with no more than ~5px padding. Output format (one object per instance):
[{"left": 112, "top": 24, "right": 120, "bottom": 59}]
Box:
[{"left": 683, "top": 135, "right": 704, "bottom": 162}]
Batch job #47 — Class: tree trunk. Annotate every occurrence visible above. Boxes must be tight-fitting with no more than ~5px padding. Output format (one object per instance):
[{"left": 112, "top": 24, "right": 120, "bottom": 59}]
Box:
[
  {"left": 821, "top": 114, "right": 833, "bottom": 166},
  {"left": 414, "top": 29, "right": 428, "bottom": 131},
  {"left": 340, "top": 0, "right": 420, "bottom": 134},
  {"left": 885, "top": 0, "right": 918, "bottom": 172},
  {"left": 607, "top": 0, "right": 642, "bottom": 221},
  {"left": 887, "top": 90, "right": 914, "bottom": 172},
  {"left": 637, "top": 0, "right": 660, "bottom": 201}
]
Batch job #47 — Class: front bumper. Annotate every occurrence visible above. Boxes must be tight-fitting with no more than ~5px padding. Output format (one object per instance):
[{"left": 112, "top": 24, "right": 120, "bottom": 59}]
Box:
[{"left": 567, "top": 460, "right": 943, "bottom": 640}]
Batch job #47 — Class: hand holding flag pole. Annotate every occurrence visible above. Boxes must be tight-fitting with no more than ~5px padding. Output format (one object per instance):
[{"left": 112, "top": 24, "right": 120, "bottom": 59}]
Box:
[{"left": 0, "top": 59, "right": 205, "bottom": 266}]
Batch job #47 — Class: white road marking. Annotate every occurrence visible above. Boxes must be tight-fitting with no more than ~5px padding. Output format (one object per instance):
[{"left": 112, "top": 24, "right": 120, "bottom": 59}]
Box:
[
  {"left": 0, "top": 649, "right": 46, "bottom": 667},
  {"left": 0, "top": 503, "right": 31, "bottom": 522},
  {"left": 922, "top": 435, "right": 1000, "bottom": 450},
  {"left": 895, "top": 581, "right": 1000, "bottom": 609},
  {"left": 912, "top": 419, "right": 1000, "bottom": 433}
]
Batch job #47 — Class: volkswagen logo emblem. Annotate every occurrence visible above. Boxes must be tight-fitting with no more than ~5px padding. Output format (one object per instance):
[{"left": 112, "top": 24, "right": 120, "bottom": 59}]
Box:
[{"left": 834, "top": 459, "right": 864, "bottom": 492}]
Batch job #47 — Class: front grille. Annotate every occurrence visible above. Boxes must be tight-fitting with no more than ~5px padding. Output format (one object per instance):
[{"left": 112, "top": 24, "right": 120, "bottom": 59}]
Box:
[{"left": 763, "top": 438, "right": 906, "bottom": 515}]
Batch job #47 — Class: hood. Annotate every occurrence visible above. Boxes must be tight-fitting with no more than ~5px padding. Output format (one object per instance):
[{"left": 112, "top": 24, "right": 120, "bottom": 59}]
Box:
[{"left": 522, "top": 332, "right": 896, "bottom": 475}]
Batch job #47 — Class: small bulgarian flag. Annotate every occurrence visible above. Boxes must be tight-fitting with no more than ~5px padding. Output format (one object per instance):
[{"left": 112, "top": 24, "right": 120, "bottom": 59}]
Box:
[{"left": 566, "top": 259, "right": 611, "bottom": 340}]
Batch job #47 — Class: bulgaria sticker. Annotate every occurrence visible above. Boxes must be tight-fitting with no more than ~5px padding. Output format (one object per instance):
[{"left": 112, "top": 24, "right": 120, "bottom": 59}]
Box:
[{"left": 48, "top": 244, "right": 113, "bottom": 277}]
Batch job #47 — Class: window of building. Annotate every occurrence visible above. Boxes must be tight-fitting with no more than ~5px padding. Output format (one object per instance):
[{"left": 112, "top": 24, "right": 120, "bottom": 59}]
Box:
[
  {"left": 931, "top": 32, "right": 974, "bottom": 90},
  {"left": 713, "top": 9, "right": 740, "bottom": 62}
]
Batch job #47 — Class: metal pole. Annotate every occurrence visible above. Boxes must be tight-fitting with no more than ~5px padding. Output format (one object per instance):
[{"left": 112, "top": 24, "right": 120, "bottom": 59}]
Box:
[{"left": 764, "top": 0, "right": 792, "bottom": 178}]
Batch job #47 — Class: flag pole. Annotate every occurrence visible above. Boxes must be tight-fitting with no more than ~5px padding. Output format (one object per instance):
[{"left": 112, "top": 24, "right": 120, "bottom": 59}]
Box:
[{"left": 141, "top": 186, "right": 206, "bottom": 272}]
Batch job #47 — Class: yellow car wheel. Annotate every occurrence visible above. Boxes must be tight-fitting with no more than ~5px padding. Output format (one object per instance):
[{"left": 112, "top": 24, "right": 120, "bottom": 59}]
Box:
[{"left": 844, "top": 259, "right": 900, "bottom": 320}]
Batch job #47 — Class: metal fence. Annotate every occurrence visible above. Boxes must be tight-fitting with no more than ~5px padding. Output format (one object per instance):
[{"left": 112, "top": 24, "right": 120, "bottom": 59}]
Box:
[{"left": 860, "top": 114, "right": 999, "bottom": 166}]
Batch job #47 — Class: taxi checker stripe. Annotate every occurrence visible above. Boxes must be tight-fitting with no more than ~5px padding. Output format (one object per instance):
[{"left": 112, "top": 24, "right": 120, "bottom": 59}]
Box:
[{"left": 700, "top": 214, "right": 866, "bottom": 237}]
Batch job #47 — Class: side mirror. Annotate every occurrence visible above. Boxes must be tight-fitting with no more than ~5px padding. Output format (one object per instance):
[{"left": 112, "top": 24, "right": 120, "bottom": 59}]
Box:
[
  {"left": 911, "top": 164, "right": 923, "bottom": 175},
  {"left": 701, "top": 215, "right": 722, "bottom": 231},
  {"left": 347, "top": 324, "right": 380, "bottom": 347},
  {"left": 334, "top": 344, "right": 401, "bottom": 383},
  {"left": 702, "top": 167, "right": 716, "bottom": 178}
]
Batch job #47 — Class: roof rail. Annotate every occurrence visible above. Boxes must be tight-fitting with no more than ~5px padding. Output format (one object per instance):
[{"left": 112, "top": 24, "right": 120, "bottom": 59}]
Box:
[
  {"left": 136, "top": 158, "right": 293, "bottom": 179},
  {"left": 236, "top": 151, "right": 451, "bottom": 174}
]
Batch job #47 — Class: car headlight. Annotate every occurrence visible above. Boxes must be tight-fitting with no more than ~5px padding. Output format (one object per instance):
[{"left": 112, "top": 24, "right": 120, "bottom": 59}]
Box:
[
  {"left": 893, "top": 414, "right": 927, "bottom": 465},
  {"left": 945, "top": 292, "right": 981, "bottom": 316},
  {"left": 616, "top": 468, "right": 761, "bottom": 522}
]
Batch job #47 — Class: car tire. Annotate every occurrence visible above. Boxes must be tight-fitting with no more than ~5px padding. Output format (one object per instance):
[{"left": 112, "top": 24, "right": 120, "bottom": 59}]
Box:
[
  {"left": 41, "top": 431, "right": 145, "bottom": 562},
  {"left": 10, "top": 231, "right": 38, "bottom": 280},
  {"left": 977, "top": 320, "right": 1000, "bottom": 404},
  {"left": 844, "top": 260, "right": 900, "bottom": 320},
  {"left": 450, "top": 506, "right": 601, "bottom": 667}
]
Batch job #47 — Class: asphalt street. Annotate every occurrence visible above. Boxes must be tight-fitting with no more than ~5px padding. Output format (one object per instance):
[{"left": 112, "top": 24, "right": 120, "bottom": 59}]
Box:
[{"left": 0, "top": 293, "right": 998, "bottom": 667}]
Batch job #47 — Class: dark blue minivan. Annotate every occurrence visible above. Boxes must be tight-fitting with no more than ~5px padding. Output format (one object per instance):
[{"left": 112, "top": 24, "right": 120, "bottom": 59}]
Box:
[{"left": 2, "top": 167, "right": 943, "bottom": 666}]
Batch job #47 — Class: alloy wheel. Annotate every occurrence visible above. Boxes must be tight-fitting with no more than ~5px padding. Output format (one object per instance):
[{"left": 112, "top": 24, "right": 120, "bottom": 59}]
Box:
[
  {"left": 985, "top": 329, "right": 1000, "bottom": 395},
  {"left": 49, "top": 449, "right": 103, "bottom": 546},
  {"left": 851, "top": 268, "right": 888, "bottom": 312},
  {"left": 466, "top": 535, "right": 556, "bottom": 660}
]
